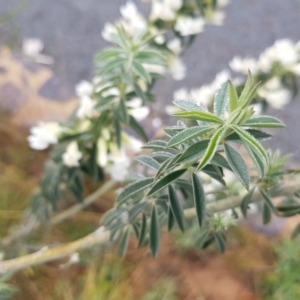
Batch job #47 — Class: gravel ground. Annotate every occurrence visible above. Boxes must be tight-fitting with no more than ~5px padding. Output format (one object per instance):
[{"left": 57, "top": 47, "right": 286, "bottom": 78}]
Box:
[{"left": 1, "top": 0, "right": 300, "bottom": 162}]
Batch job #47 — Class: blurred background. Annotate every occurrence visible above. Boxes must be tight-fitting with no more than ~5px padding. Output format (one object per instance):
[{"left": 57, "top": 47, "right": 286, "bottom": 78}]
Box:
[{"left": 1, "top": 0, "right": 300, "bottom": 299}]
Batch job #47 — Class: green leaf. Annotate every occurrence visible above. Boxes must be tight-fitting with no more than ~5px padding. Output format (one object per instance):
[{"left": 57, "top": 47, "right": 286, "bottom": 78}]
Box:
[
  {"left": 167, "top": 126, "right": 211, "bottom": 147},
  {"left": 215, "top": 232, "right": 226, "bottom": 253},
  {"left": 211, "top": 152, "right": 232, "bottom": 170},
  {"left": 129, "top": 115, "right": 148, "bottom": 142},
  {"left": 260, "top": 189, "right": 276, "bottom": 213},
  {"left": 114, "top": 119, "right": 121, "bottom": 148},
  {"left": 95, "top": 48, "right": 124, "bottom": 61},
  {"left": 243, "top": 116, "right": 285, "bottom": 128},
  {"left": 197, "top": 127, "right": 226, "bottom": 170},
  {"left": 136, "top": 155, "right": 160, "bottom": 170},
  {"left": 174, "top": 111, "right": 224, "bottom": 124},
  {"left": 138, "top": 213, "right": 147, "bottom": 247},
  {"left": 214, "top": 80, "right": 229, "bottom": 117},
  {"left": 192, "top": 173, "right": 206, "bottom": 227},
  {"left": 118, "top": 99, "right": 130, "bottom": 124},
  {"left": 142, "top": 140, "right": 167, "bottom": 150},
  {"left": 229, "top": 80, "right": 238, "bottom": 112},
  {"left": 110, "top": 33, "right": 127, "bottom": 49},
  {"left": 117, "top": 177, "right": 154, "bottom": 204},
  {"left": 225, "top": 129, "right": 272, "bottom": 143},
  {"left": 245, "top": 144, "right": 266, "bottom": 177},
  {"left": 134, "top": 83, "right": 147, "bottom": 103},
  {"left": 263, "top": 203, "right": 271, "bottom": 224},
  {"left": 147, "top": 169, "right": 187, "bottom": 196},
  {"left": 168, "top": 185, "right": 185, "bottom": 232},
  {"left": 129, "top": 202, "right": 148, "bottom": 223},
  {"left": 238, "top": 71, "right": 253, "bottom": 104},
  {"left": 99, "top": 58, "right": 125, "bottom": 75},
  {"left": 240, "top": 82, "right": 260, "bottom": 109},
  {"left": 173, "top": 100, "right": 207, "bottom": 112},
  {"left": 201, "top": 165, "right": 226, "bottom": 186},
  {"left": 224, "top": 143, "right": 250, "bottom": 190},
  {"left": 135, "top": 50, "right": 166, "bottom": 64},
  {"left": 195, "top": 230, "right": 209, "bottom": 248},
  {"left": 119, "top": 227, "right": 130, "bottom": 257},
  {"left": 167, "top": 206, "right": 175, "bottom": 231},
  {"left": 177, "top": 140, "right": 210, "bottom": 164},
  {"left": 241, "top": 187, "right": 255, "bottom": 218},
  {"left": 132, "top": 61, "right": 151, "bottom": 83},
  {"left": 232, "top": 125, "right": 267, "bottom": 163},
  {"left": 150, "top": 205, "right": 160, "bottom": 257}
]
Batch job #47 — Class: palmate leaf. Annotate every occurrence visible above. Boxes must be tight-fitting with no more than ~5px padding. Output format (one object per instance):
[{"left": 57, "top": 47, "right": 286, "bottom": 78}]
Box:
[
  {"left": 135, "top": 155, "right": 160, "bottom": 170},
  {"left": 117, "top": 177, "right": 154, "bottom": 204},
  {"left": 150, "top": 205, "right": 160, "bottom": 257},
  {"left": 243, "top": 116, "right": 285, "bottom": 128},
  {"left": 166, "top": 125, "right": 212, "bottom": 147},
  {"left": 173, "top": 100, "right": 207, "bottom": 112},
  {"left": 214, "top": 80, "right": 229, "bottom": 117},
  {"left": 147, "top": 169, "right": 187, "bottom": 196},
  {"left": 224, "top": 143, "right": 250, "bottom": 190},
  {"left": 174, "top": 111, "right": 224, "bottom": 124},
  {"left": 192, "top": 173, "right": 206, "bottom": 227},
  {"left": 168, "top": 185, "right": 185, "bottom": 232},
  {"left": 197, "top": 127, "right": 227, "bottom": 170}
]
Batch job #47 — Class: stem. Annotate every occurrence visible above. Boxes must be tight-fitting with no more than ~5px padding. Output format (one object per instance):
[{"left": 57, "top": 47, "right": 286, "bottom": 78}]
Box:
[
  {"left": 1, "top": 180, "right": 116, "bottom": 248},
  {"left": 1, "top": 176, "right": 300, "bottom": 274}
]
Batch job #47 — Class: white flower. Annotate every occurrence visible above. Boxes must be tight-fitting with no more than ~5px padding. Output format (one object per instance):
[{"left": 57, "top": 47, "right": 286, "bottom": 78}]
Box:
[
  {"left": 97, "top": 137, "right": 108, "bottom": 167},
  {"left": 229, "top": 56, "right": 258, "bottom": 74},
  {"left": 106, "top": 150, "right": 131, "bottom": 182},
  {"left": 76, "top": 96, "right": 96, "bottom": 119},
  {"left": 207, "top": 11, "right": 225, "bottom": 26},
  {"left": 190, "top": 85, "right": 214, "bottom": 107},
  {"left": 154, "top": 35, "right": 165, "bottom": 44},
  {"left": 169, "top": 57, "right": 186, "bottom": 80},
  {"left": 174, "top": 16, "right": 205, "bottom": 36},
  {"left": 101, "top": 23, "right": 117, "bottom": 42},
  {"left": 122, "top": 132, "right": 143, "bottom": 153},
  {"left": 142, "top": 63, "right": 166, "bottom": 75},
  {"left": 75, "top": 81, "right": 93, "bottom": 98},
  {"left": 290, "top": 63, "right": 300, "bottom": 75},
  {"left": 258, "top": 39, "right": 298, "bottom": 71},
  {"left": 150, "top": 1, "right": 176, "bottom": 21},
  {"left": 120, "top": 1, "right": 147, "bottom": 37},
  {"left": 164, "top": 0, "right": 183, "bottom": 10},
  {"left": 22, "top": 38, "right": 44, "bottom": 57},
  {"left": 250, "top": 103, "right": 263, "bottom": 116},
  {"left": 28, "top": 122, "right": 60, "bottom": 150},
  {"left": 257, "top": 77, "right": 292, "bottom": 109},
  {"left": 173, "top": 88, "right": 191, "bottom": 100},
  {"left": 126, "top": 97, "right": 143, "bottom": 108},
  {"left": 120, "top": 1, "right": 138, "bottom": 19},
  {"left": 130, "top": 106, "right": 150, "bottom": 121},
  {"left": 167, "top": 38, "right": 182, "bottom": 55},
  {"left": 62, "top": 142, "right": 82, "bottom": 167}
]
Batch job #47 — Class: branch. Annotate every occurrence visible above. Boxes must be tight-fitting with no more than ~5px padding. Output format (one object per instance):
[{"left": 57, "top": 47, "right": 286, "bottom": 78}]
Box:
[
  {"left": 1, "top": 176, "right": 300, "bottom": 274},
  {"left": 1, "top": 180, "right": 116, "bottom": 248}
]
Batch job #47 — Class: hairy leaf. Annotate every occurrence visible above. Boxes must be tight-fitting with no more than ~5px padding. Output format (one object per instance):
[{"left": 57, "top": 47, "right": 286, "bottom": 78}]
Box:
[
  {"left": 229, "top": 80, "right": 238, "bottom": 112},
  {"left": 119, "top": 227, "right": 130, "bottom": 257},
  {"left": 167, "top": 126, "right": 211, "bottom": 147},
  {"left": 168, "top": 185, "right": 185, "bottom": 232},
  {"left": 138, "top": 213, "right": 147, "bottom": 247},
  {"left": 177, "top": 140, "right": 210, "bottom": 164},
  {"left": 136, "top": 155, "right": 160, "bottom": 170},
  {"left": 197, "top": 127, "right": 226, "bottom": 170},
  {"left": 173, "top": 100, "right": 207, "bottom": 112},
  {"left": 117, "top": 177, "right": 154, "bottom": 204},
  {"left": 241, "top": 187, "right": 255, "bottom": 218},
  {"left": 224, "top": 143, "right": 250, "bottom": 189},
  {"left": 150, "top": 205, "right": 160, "bottom": 257},
  {"left": 147, "top": 169, "right": 187, "bottom": 196},
  {"left": 243, "top": 116, "right": 285, "bottom": 128},
  {"left": 192, "top": 173, "right": 206, "bottom": 227},
  {"left": 174, "top": 111, "right": 224, "bottom": 124},
  {"left": 142, "top": 140, "right": 167, "bottom": 150},
  {"left": 214, "top": 80, "right": 229, "bottom": 117},
  {"left": 132, "top": 61, "right": 151, "bottom": 83}
]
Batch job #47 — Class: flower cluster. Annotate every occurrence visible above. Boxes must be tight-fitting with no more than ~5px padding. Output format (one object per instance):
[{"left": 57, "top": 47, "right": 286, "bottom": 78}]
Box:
[{"left": 173, "top": 38, "right": 300, "bottom": 113}]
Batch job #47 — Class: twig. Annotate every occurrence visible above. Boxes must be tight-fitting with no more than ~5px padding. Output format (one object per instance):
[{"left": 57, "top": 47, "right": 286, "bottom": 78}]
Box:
[
  {"left": 1, "top": 180, "right": 116, "bottom": 248},
  {"left": 1, "top": 176, "right": 299, "bottom": 274}
]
